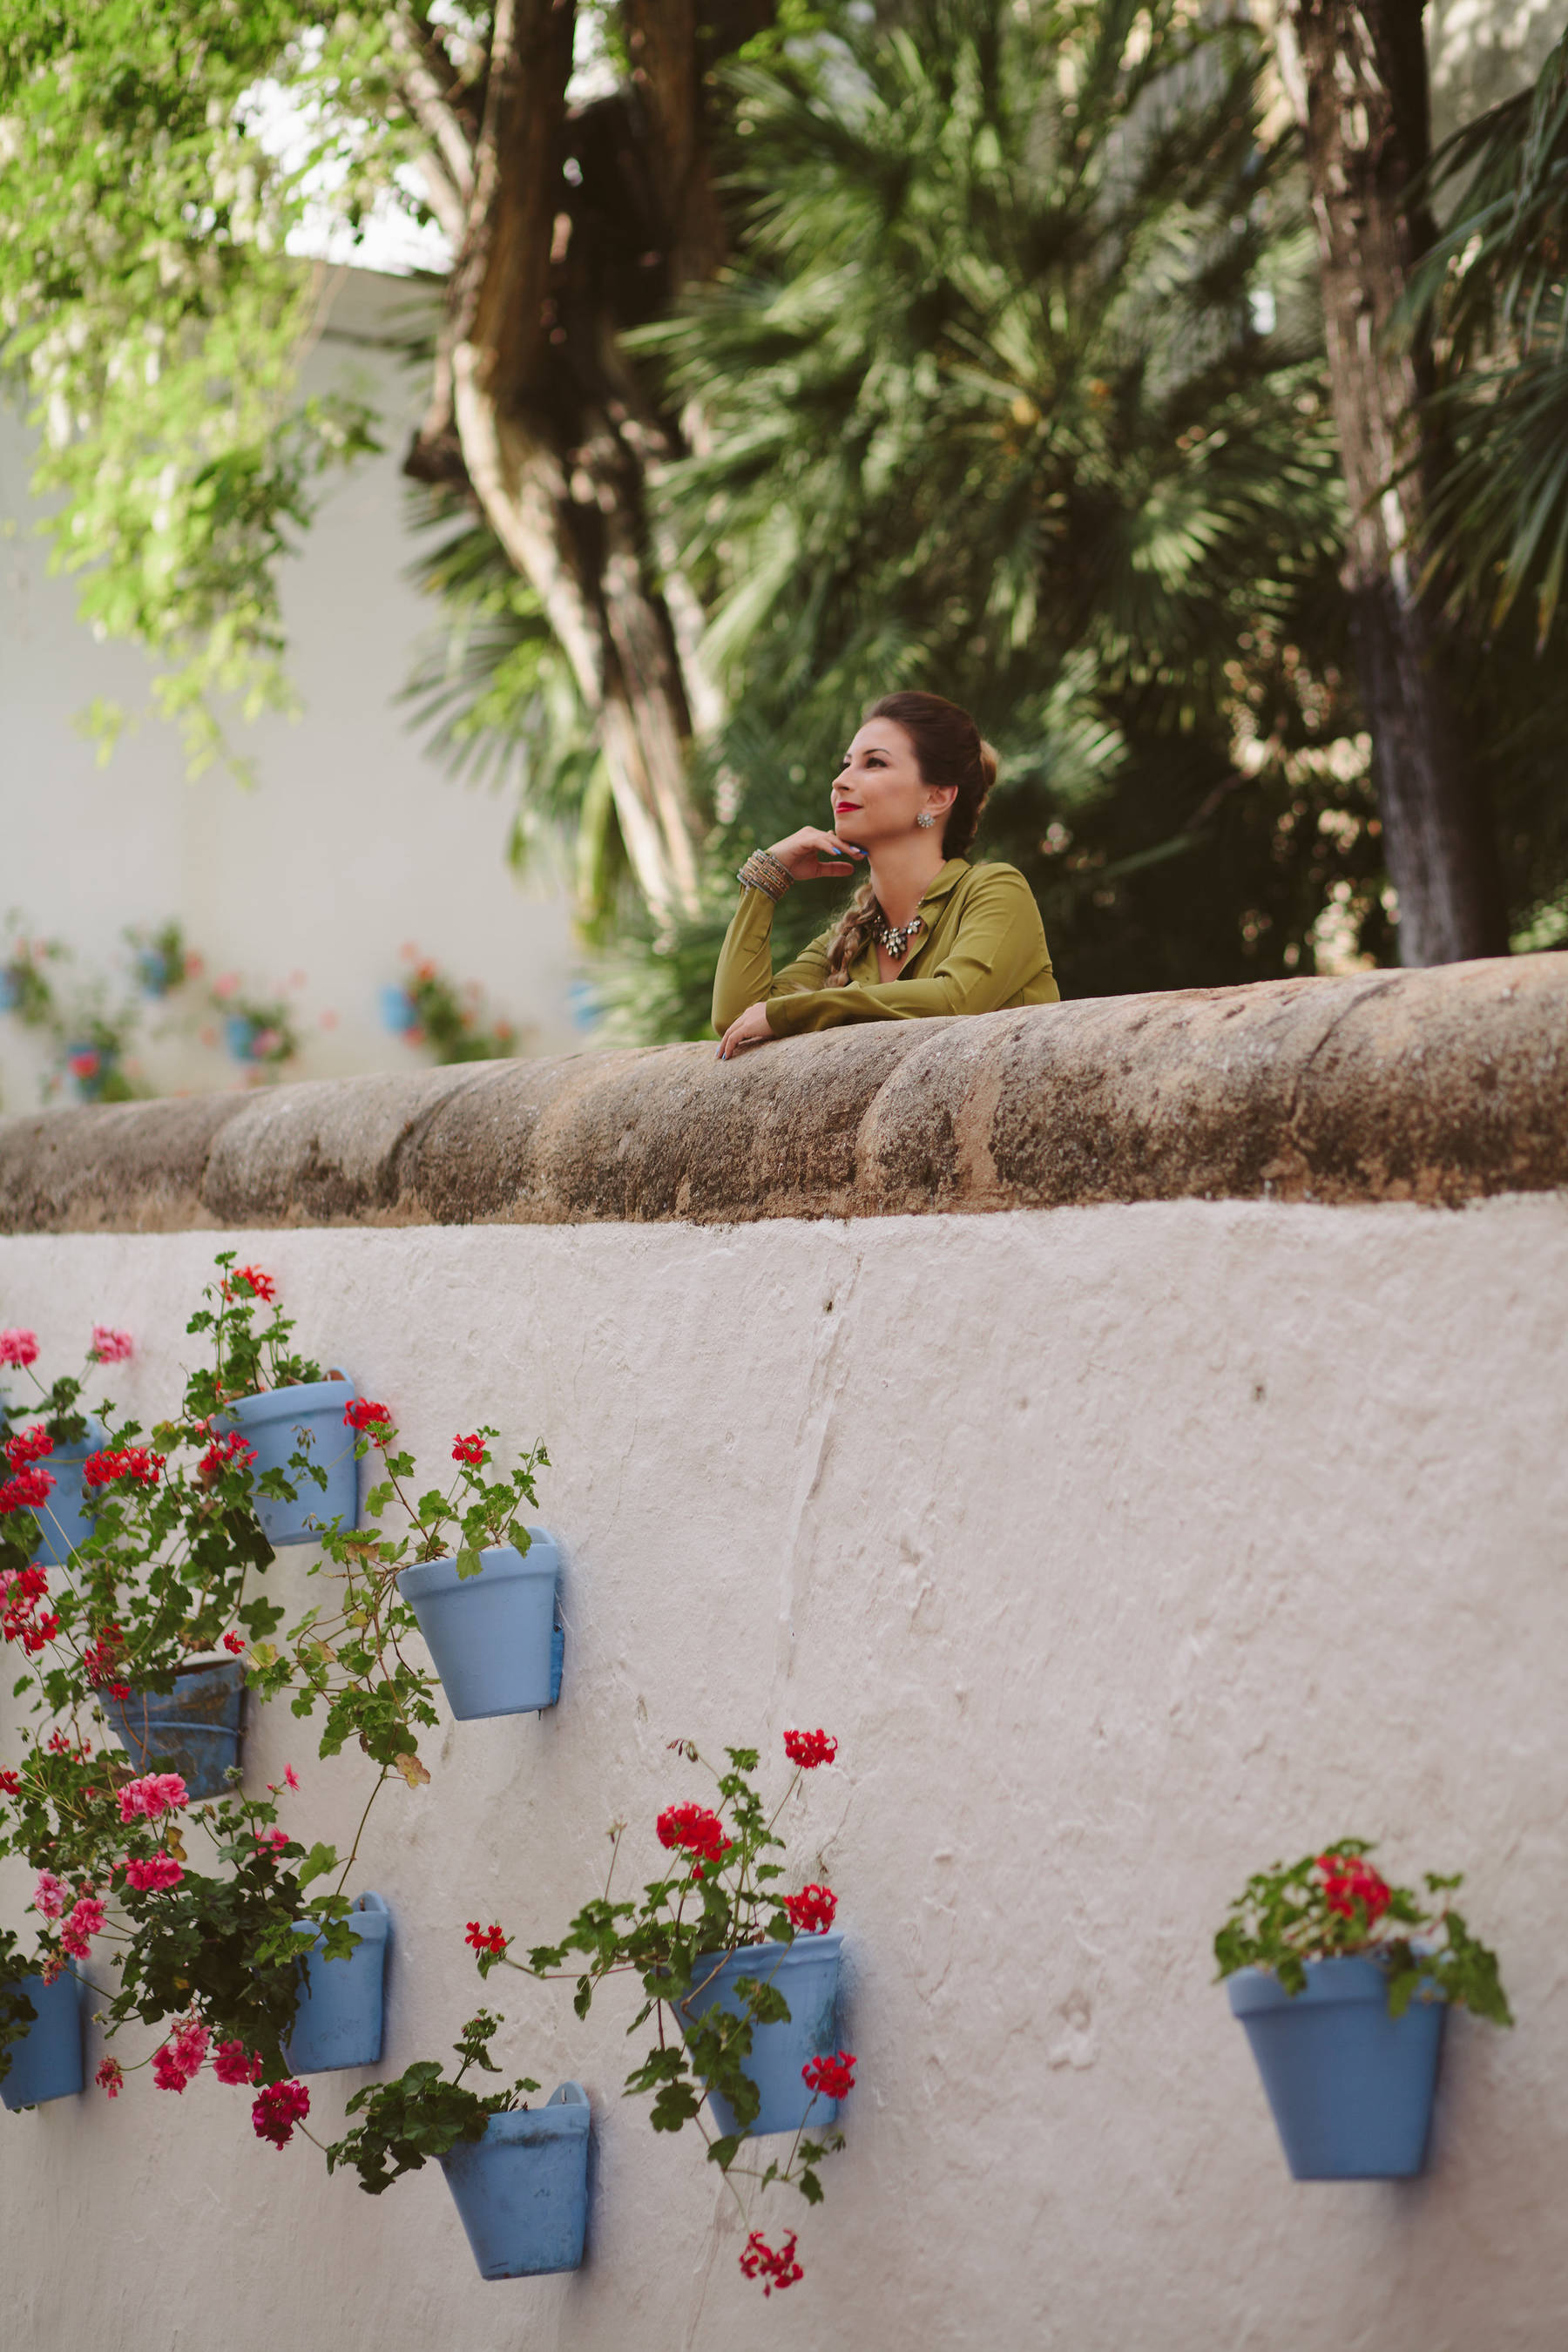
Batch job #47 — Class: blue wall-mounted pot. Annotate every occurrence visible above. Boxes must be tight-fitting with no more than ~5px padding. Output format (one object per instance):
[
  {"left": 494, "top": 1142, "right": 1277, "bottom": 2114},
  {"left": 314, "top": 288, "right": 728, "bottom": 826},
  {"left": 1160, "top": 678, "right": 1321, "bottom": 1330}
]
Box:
[
  {"left": 2, "top": 1971, "right": 85, "bottom": 2111},
  {"left": 284, "top": 1892, "right": 391, "bottom": 2075},
  {"left": 397, "top": 1535, "right": 563, "bottom": 1720},
  {"left": 101, "top": 1656, "right": 246, "bottom": 1799},
  {"left": 440, "top": 2084, "right": 590, "bottom": 2280},
  {"left": 28, "top": 1417, "right": 108, "bottom": 1567},
  {"left": 678, "top": 1930, "right": 845, "bottom": 2139},
  {"left": 217, "top": 1378, "right": 358, "bottom": 1549},
  {"left": 1227, "top": 1955, "right": 1447, "bottom": 2179}
]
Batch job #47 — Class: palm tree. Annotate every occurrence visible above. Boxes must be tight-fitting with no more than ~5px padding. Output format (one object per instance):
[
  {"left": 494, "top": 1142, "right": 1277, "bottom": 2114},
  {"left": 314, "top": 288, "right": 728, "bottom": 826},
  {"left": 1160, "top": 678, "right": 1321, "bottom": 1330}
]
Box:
[
  {"left": 604, "top": 0, "right": 1384, "bottom": 1024},
  {"left": 1410, "top": 26, "right": 1568, "bottom": 648}
]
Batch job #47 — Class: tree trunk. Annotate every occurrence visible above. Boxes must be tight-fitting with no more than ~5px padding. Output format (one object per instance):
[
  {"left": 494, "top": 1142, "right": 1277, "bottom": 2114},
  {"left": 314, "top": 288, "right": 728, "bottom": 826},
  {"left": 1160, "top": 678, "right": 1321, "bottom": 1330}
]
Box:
[
  {"left": 1279, "top": 0, "right": 1507, "bottom": 964},
  {"left": 398, "top": 0, "right": 767, "bottom": 930}
]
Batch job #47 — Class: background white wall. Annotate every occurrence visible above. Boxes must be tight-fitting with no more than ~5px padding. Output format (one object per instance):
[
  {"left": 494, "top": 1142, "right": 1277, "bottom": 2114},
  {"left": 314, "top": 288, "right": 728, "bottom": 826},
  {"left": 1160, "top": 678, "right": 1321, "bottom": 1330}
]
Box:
[
  {"left": 0, "top": 267, "right": 581, "bottom": 1114},
  {"left": 2, "top": 1195, "right": 1565, "bottom": 2350}
]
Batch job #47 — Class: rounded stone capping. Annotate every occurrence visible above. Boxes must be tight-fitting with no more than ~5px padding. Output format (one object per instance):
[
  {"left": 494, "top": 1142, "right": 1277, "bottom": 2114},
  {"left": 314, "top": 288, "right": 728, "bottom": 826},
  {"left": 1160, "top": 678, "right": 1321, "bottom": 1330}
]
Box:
[{"left": 1, "top": 952, "right": 1566, "bottom": 1233}]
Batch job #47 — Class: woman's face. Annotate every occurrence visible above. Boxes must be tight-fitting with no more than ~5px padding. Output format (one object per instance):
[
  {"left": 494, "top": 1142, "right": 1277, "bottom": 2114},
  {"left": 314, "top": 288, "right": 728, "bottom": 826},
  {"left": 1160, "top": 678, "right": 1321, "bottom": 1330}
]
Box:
[{"left": 830, "top": 720, "right": 952, "bottom": 848}]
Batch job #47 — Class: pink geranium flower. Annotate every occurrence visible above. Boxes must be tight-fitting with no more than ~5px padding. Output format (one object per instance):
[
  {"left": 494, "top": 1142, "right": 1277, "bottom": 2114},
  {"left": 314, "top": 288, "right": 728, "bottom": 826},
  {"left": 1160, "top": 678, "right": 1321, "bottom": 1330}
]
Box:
[
  {"left": 96, "top": 2057, "right": 125, "bottom": 2098},
  {"left": 118, "top": 1772, "right": 187, "bottom": 1825},
  {"left": 122, "top": 1853, "right": 184, "bottom": 1892},
  {"left": 213, "top": 2039, "right": 263, "bottom": 2085},
  {"left": 152, "top": 2018, "right": 210, "bottom": 2091},
  {"left": 89, "top": 1327, "right": 135, "bottom": 1364},
  {"left": 60, "top": 1896, "right": 105, "bottom": 1957},
  {"left": 0, "top": 1329, "right": 38, "bottom": 1369},
  {"left": 33, "top": 1869, "right": 67, "bottom": 1920}
]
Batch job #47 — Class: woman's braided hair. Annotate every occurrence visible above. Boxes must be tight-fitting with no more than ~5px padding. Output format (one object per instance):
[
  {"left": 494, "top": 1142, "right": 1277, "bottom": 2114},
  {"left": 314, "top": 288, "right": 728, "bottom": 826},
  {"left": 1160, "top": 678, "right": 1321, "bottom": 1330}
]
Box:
[{"left": 823, "top": 693, "right": 999, "bottom": 985}]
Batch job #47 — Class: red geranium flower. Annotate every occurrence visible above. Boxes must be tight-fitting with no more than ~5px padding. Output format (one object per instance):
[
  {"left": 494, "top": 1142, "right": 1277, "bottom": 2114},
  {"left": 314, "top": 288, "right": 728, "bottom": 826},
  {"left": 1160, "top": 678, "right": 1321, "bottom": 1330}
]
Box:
[
  {"left": 1317, "top": 1851, "right": 1393, "bottom": 1924},
  {"left": 223, "top": 1267, "right": 277, "bottom": 1304},
  {"left": 252, "top": 2078, "right": 309, "bottom": 2148},
  {"left": 0, "top": 1464, "right": 54, "bottom": 1517},
  {"left": 83, "top": 1625, "right": 125, "bottom": 1688},
  {"left": 222, "top": 1631, "right": 246, "bottom": 1654},
  {"left": 2, "top": 1565, "right": 58, "bottom": 1652},
  {"left": 198, "top": 1429, "right": 256, "bottom": 1486},
  {"left": 452, "top": 1433, "right": 486, "bottom": 1468},
  {"left": 464, "top": 1920, "right": 507, "bottom": 1956},
  {"left": 783, "top": 1727, "right": 838, "bottom": 1770},
  {"left": 802, "top": 2049, "right": 856, "bottom": 2101},
  {"left": 657, "top": 1801, "right": 733, "bottom": 1881},
  {"left": 83, "top": 1446, "right": 165, "bottom": 1490},
  {"left": 783, "top": 1883, "right": 837, "bottom": 1936},
  {"left": 343, "top": 1399, "right": 394, "bottom": 1441},
  {"left": 739, "top": 2231, "right": 804, "bottom": 2297},
  {"left": 3, "top": 1425, "right": 53, "bottom": 1469}
]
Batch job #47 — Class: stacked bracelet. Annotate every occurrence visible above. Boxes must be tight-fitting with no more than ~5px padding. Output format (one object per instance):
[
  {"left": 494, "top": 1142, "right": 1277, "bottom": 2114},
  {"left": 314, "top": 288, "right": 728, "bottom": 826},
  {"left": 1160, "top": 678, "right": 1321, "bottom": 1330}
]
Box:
[{"left": 736, "top": 848, "right": 794, "bottom": 902}]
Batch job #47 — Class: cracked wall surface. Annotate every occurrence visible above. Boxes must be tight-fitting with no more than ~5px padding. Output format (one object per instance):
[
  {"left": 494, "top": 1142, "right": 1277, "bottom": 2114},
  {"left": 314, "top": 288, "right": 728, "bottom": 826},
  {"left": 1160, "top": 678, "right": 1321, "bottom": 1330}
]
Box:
[{"left": 2, "top": 1200, "right": 1567, "bottom": 2350}]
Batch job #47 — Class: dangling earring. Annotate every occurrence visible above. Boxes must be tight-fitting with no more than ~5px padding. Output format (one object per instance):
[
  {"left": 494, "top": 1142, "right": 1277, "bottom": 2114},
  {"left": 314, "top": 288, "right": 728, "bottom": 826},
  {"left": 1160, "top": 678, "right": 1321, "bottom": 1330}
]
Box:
[{"left": 916, "top": 810, "right": 936, "bottom": 829}]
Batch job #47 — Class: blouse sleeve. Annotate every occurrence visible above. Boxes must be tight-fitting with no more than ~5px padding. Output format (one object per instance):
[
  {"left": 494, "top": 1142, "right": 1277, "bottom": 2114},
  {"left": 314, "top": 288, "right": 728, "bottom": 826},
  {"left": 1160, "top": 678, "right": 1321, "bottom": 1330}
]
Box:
[
  {"left": 712, "top": 888, "right": 835, "bottom": 1035},
  {"left": 760, "top": 865, "right": 1054, "bottom": 1036}
]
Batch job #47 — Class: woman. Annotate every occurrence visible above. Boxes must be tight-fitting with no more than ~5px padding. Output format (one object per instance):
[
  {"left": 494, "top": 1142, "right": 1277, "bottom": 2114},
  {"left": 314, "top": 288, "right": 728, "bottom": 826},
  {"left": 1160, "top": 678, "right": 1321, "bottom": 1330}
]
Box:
[{"left": 713, "top": 691, "right": 1058, "bottom": 1058}]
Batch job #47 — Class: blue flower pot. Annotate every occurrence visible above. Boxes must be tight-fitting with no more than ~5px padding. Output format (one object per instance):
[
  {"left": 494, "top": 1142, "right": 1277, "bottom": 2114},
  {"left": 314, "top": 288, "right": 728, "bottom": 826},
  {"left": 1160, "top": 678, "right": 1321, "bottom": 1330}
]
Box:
[
  {"left": 2, "top": 1971, "right": 85, "bottom": 2111},
  {"left": 29, "top": 1418, "right": 108, "bottom": 1567},
  {"left": 678, "top": 1930, "right": 845, "bottom": 2139},
  {"left": 285, "top": 1892, "right": 391, "bottom": 2075},
  {"left": 217, "top": 1378, "right": 359, "bottom": 1549},
  {"left": 439, "top": 2085, "right": 591, "bottom": 2280},
  {"left": 101, "top": 1656, "right": 247, "bottom": 1799},
  {"left": 397, "top": 1535, "right": 563, "bottom": 1721},
  {"left": 378, "top": 984, "right": 419, "bottom": 1036},
  {"left": 1227, "top": 1956, "right": 1448, "bottom": 2179}
]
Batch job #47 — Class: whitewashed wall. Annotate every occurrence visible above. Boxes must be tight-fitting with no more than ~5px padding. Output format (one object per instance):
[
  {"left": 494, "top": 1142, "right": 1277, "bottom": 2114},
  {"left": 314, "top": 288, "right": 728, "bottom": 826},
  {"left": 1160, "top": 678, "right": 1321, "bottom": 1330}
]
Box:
[
  {"left": 2, "top": 1197, "right": 1565, "bottom": 2350},
  {"left": 0, "top": 267, "right": 579, "bottom": 1113}
]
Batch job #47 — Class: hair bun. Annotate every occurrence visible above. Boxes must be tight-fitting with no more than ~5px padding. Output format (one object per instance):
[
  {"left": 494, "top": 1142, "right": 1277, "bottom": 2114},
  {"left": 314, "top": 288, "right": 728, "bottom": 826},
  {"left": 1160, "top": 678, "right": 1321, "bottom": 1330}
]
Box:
[{"left": 977, "top": 740, "right": 999, "bottom": 794}]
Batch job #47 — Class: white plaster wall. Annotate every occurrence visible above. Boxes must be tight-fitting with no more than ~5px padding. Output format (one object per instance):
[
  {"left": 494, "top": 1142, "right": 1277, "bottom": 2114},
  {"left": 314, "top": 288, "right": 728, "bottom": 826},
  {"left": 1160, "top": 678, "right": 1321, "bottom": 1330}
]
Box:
[
  {"left": 2, "top": 1197, "right": 1566, "bottom": 2350},
  {"left": 0, "top": 267, "right": 580, "bottom": 1112}
]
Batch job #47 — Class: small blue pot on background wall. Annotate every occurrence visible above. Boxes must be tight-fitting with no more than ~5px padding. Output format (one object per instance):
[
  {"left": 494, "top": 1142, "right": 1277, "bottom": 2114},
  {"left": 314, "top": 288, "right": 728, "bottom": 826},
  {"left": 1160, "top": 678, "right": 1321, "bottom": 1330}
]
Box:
[
  {"left": 2, "top": 1971, "right": 85, "bottom": 2112},
  {"left": 1227, "top": 1955, "right": 1448, "bottom": 2179},
  {"left": 101, "top": 1656, "right": 247, "bottom": 1799},
  {"left": 440, "top": 2085, "right": 591, "bottom": 2280},
  {"left": 678, "top": 1930, "right": 845, "bottom": 2139},
  {"left": 218, "top": 1379, "right": 359, "bottom": 1549},
  {"left": 397, "top": 1535, "right": 564, "bottom": 1721},
  {"left": 28, "top": 1418, "right": 107, "bottom": 1567},
  {"left": 284, "top": 1893, "right": 392, "bottom": 2075}
]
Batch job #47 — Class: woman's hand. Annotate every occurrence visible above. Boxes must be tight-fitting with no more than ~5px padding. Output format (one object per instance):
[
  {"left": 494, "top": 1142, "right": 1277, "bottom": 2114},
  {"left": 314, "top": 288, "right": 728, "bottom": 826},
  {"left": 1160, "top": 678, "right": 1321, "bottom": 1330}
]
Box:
[
  {"left": 767, "top": 827, "right": 867, "bottom": 882},
  {"left": 716, "top": 1002, "right": 776, "bottom": 1060}
]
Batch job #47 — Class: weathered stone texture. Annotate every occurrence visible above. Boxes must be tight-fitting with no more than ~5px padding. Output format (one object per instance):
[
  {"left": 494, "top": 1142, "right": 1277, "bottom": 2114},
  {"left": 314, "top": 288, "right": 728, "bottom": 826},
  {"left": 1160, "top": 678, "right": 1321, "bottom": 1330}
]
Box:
[{"left": 1, "top": 952, "right": 1565, "bottom": 1233}]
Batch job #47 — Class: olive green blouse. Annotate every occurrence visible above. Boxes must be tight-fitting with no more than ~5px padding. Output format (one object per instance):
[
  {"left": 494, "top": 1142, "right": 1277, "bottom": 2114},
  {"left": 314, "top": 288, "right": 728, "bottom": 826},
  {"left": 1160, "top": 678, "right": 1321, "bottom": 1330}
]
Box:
[{"left": 712, "top": 856, "right": 1058, "bottom": 1037}]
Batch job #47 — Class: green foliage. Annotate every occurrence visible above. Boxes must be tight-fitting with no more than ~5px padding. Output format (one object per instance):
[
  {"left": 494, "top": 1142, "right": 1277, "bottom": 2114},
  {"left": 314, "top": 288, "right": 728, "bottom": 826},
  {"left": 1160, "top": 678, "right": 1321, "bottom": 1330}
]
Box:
[
  {"left": 514, "top": 1737, "right": 846, "bottom": 2207},
  {"left": 327, "top": 2010, "right": 540, "bottom": 2194},
  {"left": 401, "top": 493, "right": 616, "bottom": 923},
  {"left": 102, "top": 1794, "right": 358, "bottom": 2076},
  {"left": 1214, "top": 1839, "right": 1513, "bottom": 2026},
  {"left": 593, "top": 0, "right": 1387, "bottom": 1027},
  {"left": 1410, "top": 27, "right": 1568, "bottom": 646},
  {"left": 0, "top": 1930, "right": 39, "bottom": 2087},
  {"left": 186, "top": 1251, "right": 323, "bottom": 1414},
  {"left": 250, "top": 1410, "right": 548, "bottom": 1774},
  {"left": 385, "top": 946, "right": 525, "bottom": 1065},
  {"left": 0, "top": 2, "right": 381, "bottom": 776}
]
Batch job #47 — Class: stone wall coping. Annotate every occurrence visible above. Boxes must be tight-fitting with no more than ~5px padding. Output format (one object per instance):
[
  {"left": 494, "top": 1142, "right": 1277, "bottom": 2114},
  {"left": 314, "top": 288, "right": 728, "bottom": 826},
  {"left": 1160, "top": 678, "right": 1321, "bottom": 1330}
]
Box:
[{"left": 2, "top": 952, "right": 1565, "bottom": 1233}]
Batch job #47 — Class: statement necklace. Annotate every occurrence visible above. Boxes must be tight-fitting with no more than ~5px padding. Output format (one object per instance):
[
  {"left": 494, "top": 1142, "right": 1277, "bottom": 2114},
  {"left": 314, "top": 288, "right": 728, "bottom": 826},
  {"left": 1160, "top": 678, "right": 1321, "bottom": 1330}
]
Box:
[{"left": 874, "top": 912, "right": 925, "bottom": 959}]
